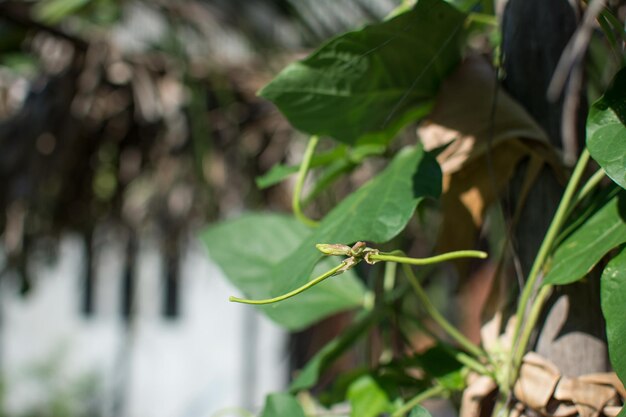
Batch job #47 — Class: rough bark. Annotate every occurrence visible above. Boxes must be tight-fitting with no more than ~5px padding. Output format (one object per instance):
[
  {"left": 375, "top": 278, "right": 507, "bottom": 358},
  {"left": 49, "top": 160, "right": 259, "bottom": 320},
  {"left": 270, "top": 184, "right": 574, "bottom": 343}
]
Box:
[{"left": 502, "top": 0, "right": 609, "bottom": 377}]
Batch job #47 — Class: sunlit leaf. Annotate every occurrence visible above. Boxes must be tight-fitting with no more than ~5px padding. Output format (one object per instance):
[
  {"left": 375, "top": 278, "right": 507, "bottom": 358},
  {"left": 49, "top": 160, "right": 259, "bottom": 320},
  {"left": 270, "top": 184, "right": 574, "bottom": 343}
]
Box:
[
  {"left": 260, "top": 146, "right": 440, "bottom": 326},
  {"left": 543, "top": 190, "right": 626, "bottom": 286},
  {"left": 259, "top": 0, "right": 466, "bottom": 145},
  {"left": 587, "top": 67, "right": 626, "bottom": 190}
]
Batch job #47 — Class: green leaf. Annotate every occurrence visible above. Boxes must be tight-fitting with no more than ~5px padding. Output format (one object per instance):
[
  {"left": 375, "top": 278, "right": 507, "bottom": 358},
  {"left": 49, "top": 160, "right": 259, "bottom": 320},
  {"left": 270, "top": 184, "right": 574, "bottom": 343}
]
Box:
[
  {"left": 618, "top": 406, "right": 626, "bottom": 417},
  {"left": 259, "top": 0, "right": 466, "bottom": 145},
  {"left": 34, "top": 0, "right": 92, "bottom": 23},
  {"left": 256, "top": 146, "right": 348, "bottom": 189},
  {"left": 543, "top": 190, "right": 626, "bottom": 286},
  {"left": 587, "top": 67, "right": 626, "bottom": 190},
  {"left": 201, "top": 213, "right": 365, "bottom": 330},
  {"left": 262, "top": 146, "right": 440, "bottom": 325},
  {"left": 256, "top": 164, "right": 300, "bottom": 189},
  {"left": 347, "top": 376, "right": 391, "bottom": 417},
  {"left": 601, "top": 247, "right": 626, "bottom": 389},
  {"left": 409, "top": 405, "right": 434, "bottom": 417},
  {"left": 403, "top": 344, "right": 465, "bottom": 390},
  {"left": 255, "top": 144, "right": 385, "bottom": 190},
  {"left": 290, "top": 310, "right": 381, "bottom": 392},
  {"left": 260, "top": 393, "right": 307, "bottom": 417}
]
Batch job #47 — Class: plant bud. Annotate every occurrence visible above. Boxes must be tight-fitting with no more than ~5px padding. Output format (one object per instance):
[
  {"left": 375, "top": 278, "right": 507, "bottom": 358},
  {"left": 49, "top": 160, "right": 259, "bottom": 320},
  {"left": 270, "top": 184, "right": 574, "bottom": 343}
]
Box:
[{"left": 316, "top": 243, "right": 351, "bottom": 256}]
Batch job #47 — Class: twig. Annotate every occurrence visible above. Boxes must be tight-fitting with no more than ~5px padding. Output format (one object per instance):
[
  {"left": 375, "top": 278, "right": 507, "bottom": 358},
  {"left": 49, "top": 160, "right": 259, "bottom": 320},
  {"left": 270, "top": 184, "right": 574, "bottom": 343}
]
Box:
[
  {"left": 549, "top": 0, "right": 605, "bottom": 165},
  {"left": 547, "top": 0, "right": 606, "bottom": 101}
]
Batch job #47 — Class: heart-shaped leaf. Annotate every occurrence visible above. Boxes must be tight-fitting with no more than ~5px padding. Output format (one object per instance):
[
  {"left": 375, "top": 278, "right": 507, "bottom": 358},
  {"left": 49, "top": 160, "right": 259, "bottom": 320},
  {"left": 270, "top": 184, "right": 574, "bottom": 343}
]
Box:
[{"left": 259, "top": 0, "right": 466, "bottom": 145}]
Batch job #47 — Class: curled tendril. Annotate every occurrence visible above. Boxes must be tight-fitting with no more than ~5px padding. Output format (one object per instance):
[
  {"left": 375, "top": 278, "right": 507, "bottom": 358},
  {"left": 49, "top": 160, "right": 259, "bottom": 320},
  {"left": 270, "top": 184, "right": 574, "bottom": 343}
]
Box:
[{"left": 228, "top": 242, "right": 487, "bottom": 305}]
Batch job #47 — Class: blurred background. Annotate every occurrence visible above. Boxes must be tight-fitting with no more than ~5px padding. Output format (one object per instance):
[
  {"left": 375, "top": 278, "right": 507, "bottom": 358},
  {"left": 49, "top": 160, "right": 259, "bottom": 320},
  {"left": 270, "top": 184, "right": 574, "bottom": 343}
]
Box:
[{"left": 0, "top": 0, "right": 400, "bottom": 416}]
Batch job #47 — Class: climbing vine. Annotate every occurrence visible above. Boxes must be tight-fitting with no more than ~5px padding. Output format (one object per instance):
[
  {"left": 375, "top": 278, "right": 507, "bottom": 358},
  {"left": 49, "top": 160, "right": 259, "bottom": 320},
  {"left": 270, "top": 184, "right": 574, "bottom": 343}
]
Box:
[{"left": 202, "top": 1, "right": 626, "bottom": 416}]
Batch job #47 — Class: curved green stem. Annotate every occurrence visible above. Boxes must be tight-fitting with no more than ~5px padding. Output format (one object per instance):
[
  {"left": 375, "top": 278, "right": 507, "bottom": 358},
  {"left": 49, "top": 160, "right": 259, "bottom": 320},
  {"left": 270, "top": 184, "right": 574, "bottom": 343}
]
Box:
[
  {"left": 293, "top": 135, "right": 320, "bottom": 228},
  {"left": 369, "top": 250, "right": 487, "bottom": 266},
  {"left": 229, "top": 262, "right": 346, "bottom": 305},
  {"left": 391, "top": 385, "right": 446, "bottom": 417},
  {"left": 455, "top": 351, "right": 492, "bottom": 377},
  {"left": 302, "top": 160, "right": 353, "bottom": 207},
  {"left": 511, "top": 284, "right": 552, "bottom": 373},
  {"left": 401, "top": 262, "right": 488, "bottom": 360},
  {"left": 503, "top": 148, "right": 590, "bottom": 395},
  {"left": 574, "top": 168, "right": 605, "bottom": 204}
]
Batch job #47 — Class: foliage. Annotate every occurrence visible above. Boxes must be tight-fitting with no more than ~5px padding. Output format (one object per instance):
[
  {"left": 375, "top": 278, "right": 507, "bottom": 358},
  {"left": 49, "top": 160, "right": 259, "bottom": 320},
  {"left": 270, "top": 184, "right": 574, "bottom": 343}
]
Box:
[
  {"left": 587, "top": 67, "right": 626, "bottom": 190},
  {"left": 602, "top": 247, "right": 626, "bottom": 389},
  {"left": 543, "top": 188, "right": 626, "bottom": 286},
  {"left": 199, "top": 0, "right": 626, "bottom": 416},
  {"left": 258, "top": 0, "right": 465, "bottom": 145}
]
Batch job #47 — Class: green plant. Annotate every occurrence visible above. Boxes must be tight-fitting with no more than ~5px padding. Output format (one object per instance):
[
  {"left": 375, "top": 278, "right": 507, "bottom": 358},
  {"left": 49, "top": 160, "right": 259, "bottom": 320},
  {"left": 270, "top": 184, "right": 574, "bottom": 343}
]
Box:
[{"left": 202, "top": 1, "right": 626, "bottom": 416}]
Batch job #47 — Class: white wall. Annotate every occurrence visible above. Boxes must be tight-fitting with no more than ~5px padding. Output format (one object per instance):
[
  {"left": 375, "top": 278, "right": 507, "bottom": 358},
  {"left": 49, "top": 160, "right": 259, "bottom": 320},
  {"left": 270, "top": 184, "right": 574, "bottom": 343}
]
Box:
[{"left": 0, "top": 234, "right": 287, "bottom": 417}]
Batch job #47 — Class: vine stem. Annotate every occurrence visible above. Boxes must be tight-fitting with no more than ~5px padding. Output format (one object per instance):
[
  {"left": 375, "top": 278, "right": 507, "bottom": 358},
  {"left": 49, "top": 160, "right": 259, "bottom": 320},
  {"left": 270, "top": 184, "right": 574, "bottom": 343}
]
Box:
[
  {"left": 391, "top": 385, "right": 446, "bottom": 417},
  {"left": 229, "top": 262, "right": 346, "bottom": 305},
  {"left": 293, "top": 135, "right": 320, "bottom": 228},
  {"left": 502, "top": 148, "right": 591, "bottom": 396},
  {"left": 369, "top": 250, "right": 488, "bottom": 265},
  {"left": 574, "top": 168, "right": 605, "bottom": 202},
  {"left": 511, "top": 284, "right": 553, "bottom": 372},
  {"left": 454, "top": 350, "right": 493, "bottom": 377},
  {"left": 400, "top": 262, "right": 488, "bottom": 360}
]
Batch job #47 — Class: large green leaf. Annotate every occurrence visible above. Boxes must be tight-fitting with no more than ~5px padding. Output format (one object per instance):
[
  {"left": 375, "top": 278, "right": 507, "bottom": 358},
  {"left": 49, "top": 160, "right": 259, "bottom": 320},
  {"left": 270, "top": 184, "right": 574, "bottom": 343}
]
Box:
[
  {"left": 263, "top": 146, "right": 440, "bottom": 320},
  {"left": 259, "top": 0, "right": 466, "bottom": 145},
  {"left": 601, "top": 247, "right": 626, "bottom": 388},
  {"left": 347, "top": 375, "right": 391, "bottom": 417},
  {"left": 201, "top": 213, "right": 365, "bottom": 330},
  {"left": 260, "top": 393, "right": 307, "bottom": 417},
  {"left": 543, "top": 191, "right": 626, "bottom": 286},
  {"left": 587, "top": 67, "right": 626, "bottom": 190}
]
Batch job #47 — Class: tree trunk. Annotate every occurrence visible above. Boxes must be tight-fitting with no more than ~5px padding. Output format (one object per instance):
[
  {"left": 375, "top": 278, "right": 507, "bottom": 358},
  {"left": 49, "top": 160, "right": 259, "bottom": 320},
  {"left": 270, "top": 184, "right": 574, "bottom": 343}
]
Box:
[{"left": 502, "top": 0, "right": 609, "bottom": 377}]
